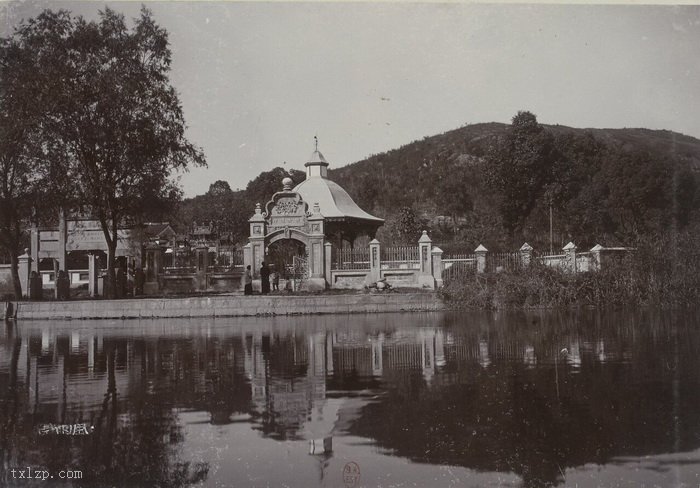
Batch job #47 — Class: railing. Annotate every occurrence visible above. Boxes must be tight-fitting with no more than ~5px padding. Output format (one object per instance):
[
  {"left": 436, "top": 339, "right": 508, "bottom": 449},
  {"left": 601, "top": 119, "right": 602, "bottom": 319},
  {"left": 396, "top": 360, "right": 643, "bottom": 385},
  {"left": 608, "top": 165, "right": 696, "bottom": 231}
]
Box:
[
  {"left": 487, "top": 252, "right": 521, "bottom": 272},
  {"left": 332, "top": 247, "right": 370, "bottom": 270},
  {"left": 163, "top": 266, "right": 196, "bottom": 275},
  {"left": 207, "top": 265, "right": 241, "bottom": 274},
  {"left": 214, "top": 248, "right": 244, "bottom": 268},
  {"left": 443, "top": 254, "right": 476, "bottom": 275},
  {"left": 538, "top": 253, "right": 567, "bottom": 268},
  {"left": 381, "top": 246, "right": 419, "bottom": 269}
]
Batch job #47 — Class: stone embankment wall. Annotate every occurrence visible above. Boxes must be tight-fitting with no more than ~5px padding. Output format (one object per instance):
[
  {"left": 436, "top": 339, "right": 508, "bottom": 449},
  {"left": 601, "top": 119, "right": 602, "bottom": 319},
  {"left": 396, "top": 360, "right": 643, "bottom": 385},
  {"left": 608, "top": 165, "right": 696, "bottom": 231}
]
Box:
[{"left": 8, "top": 293, "right": 445, "bottom": 320}]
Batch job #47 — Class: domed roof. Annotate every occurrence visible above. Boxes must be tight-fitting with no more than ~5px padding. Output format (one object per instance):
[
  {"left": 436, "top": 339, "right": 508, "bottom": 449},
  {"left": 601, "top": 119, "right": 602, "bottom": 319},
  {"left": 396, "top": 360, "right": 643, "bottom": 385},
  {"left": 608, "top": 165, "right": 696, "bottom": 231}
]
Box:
[
  {"left": 293, "top": 140, "right": 383, "bottom": 224},
  {"left": 294, "top": 177, "right": 383, "bottom": 223}
]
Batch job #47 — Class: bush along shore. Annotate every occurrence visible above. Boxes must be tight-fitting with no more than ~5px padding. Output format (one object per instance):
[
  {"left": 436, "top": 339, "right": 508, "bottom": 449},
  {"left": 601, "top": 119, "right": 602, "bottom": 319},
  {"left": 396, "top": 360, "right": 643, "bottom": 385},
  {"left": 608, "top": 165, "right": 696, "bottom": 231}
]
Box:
[{"left": 439, "top": 237, "right": 700, "bottom": 310}]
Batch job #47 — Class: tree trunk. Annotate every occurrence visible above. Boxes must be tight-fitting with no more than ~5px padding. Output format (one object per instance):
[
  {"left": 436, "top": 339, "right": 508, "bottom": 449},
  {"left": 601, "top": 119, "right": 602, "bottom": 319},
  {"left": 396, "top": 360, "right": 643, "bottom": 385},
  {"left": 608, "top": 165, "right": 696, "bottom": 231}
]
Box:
[{"left": 99, "top": 216, "right": 119, "bottom": 299}]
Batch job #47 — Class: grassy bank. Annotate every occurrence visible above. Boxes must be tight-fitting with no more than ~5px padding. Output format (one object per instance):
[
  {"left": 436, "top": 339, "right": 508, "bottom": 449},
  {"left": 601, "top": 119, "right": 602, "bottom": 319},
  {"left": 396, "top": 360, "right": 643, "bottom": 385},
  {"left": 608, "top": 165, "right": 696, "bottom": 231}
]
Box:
[{"left": 439, "top": 241, "right": 700, "bottom": 310}]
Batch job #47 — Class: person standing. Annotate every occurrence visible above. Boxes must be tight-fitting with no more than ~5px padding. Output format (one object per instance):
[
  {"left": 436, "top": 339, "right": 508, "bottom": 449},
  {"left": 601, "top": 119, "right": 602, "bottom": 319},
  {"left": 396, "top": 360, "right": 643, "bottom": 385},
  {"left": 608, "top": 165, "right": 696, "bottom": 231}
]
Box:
[
  {"left": 243, "top": 265, "right": 253, "bottom": 295},
  {"left": 260, "top": 262, "right": 270, "bottom": 295},
  {"left": 270, "top": 265, "right": 280, "bottom": 292}
]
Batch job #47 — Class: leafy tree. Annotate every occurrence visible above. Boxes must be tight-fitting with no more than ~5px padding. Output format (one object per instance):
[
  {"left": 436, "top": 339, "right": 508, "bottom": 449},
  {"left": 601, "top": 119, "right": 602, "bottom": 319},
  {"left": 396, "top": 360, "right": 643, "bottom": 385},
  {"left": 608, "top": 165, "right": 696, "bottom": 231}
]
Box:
[
  {"left": 245, "top": 167, "right": 305, "bottom": 207},
  {"left": 0, "top": 21, "right": 70, "bottom": 297},
  {"left": 207, "top": 180, "right": 232, "bottom": 196},
  {"left": 484, "top": 111, "right": 558, "bottom": 240},
  {"left": 385, "top": 206, "right": 422, "bottom": 244},
  {"left": 6, "top": 8, "right": 205, "bottom": 297},
  {"left": 433, "top": 160, "right": 474, "bottom": 234}
]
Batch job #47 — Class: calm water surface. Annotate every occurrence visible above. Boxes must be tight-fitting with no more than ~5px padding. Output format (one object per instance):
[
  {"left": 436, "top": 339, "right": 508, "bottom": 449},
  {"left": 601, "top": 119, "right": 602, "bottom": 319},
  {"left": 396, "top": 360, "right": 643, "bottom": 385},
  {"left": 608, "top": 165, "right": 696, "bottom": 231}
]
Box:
[{"left": 2, "top": 310, "right": 700, "bottom": 488}]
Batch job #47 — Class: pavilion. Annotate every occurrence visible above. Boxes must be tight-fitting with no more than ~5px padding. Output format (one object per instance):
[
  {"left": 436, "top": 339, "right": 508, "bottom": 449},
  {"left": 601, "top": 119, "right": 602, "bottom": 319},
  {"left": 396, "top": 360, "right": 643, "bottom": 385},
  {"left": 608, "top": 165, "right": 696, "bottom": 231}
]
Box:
[{"left": 246, "top": 142, "right": 383, "bottom": 290}]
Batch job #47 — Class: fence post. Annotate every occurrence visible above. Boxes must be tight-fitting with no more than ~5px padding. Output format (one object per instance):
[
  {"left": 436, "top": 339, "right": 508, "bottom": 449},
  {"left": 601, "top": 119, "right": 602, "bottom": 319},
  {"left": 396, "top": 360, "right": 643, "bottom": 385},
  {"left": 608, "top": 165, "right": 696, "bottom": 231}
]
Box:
[
  {"left": 88, "top": 253, "right": 98, "bottom": 297},
  {"left": 431, "top": 246, "right": 443, "bottom": 288},
  {"left": 520, "top": 243, "right": 533, "bottom": 267},
  {"left": 590, "top": 244, "right": 603, "bottom": 271},
  {"left": 243, "top": 243, "right": 252, "bottom": 270},
  {"left": 324, "top": 241, "right": 332, "bottom": 288},
  {"left": 18, "top": 249, "right": 31, "bottom": 298},
  {"left": 369, "top": 239, "right": 381, "bottom": 284},
  {"left": 563, "top": 241, "right": 577, "bottom": 273},
  {"left": 475, "top": 244, "right": 488, "bottom": 273},
  {"left": 418, "top": 231, "right": 435, "bottom": 289}
]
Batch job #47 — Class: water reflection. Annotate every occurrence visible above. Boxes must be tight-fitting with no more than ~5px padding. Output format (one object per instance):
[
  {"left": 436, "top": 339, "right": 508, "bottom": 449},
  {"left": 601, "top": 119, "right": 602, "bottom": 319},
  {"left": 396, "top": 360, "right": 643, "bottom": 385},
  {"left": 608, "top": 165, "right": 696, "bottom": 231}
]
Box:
[{"left": 1, "top": 310, "right": 700, "bottom": 487}]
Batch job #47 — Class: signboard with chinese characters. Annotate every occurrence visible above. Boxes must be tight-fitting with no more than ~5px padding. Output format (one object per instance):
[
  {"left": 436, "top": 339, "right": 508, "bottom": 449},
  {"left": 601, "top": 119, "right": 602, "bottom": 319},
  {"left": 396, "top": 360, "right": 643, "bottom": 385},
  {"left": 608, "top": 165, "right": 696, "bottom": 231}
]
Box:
[{"left": 267, "top": 194, "right": 309, "bottom": 232}]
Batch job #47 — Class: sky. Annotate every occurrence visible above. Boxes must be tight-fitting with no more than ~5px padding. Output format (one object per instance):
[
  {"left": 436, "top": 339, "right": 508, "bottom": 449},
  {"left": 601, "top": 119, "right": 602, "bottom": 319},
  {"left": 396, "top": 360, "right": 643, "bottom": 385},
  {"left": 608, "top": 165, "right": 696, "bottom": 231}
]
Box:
[{"left": 1, "top": 1, "right": 699, "bottom": 197}]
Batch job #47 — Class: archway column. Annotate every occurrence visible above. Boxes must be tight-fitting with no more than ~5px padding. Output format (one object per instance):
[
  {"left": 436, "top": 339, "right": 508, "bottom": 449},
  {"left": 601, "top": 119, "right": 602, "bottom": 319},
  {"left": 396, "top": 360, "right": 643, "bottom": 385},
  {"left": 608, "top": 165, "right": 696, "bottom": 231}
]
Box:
[
  {"left": 249, "top": 203, "right": 266, "bottom": 280},
  {"left": 306, "top": 205, "right": 327, "bottom": 290}
]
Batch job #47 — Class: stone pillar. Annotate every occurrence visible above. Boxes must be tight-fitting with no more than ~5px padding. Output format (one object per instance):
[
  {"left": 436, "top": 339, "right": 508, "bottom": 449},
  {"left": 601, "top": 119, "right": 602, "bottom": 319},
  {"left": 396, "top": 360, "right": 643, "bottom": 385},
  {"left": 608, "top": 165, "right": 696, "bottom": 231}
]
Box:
[
  {"left": 306, "top": 204, "right": 327, "bottom": 291},
  {"left": 307, "top": 237, "right": 326, "bottom": 291},
  {"left": 368, "top": 239, "right": 381, "bottom": 284},
  {"left": 88, "top": 253, "right": 98, "bottom": 297},
  {"left": 248, "top": 203, "right": 266, "bottom": 282},
  {"left": 18, "top": 249, "right": 31, "bottom": 298},
  {"left": 563, "top": 241, "right": 577, "bottom": 273},
  {"left": 243, "top": 243, "right": 252, "bottom": 270},
  {"left": 143, "top": 246, "right": 162, "bottom": 295},
  {"left": 431, "top": 246, "right": 443, "bottom": 288},
  {"left": 195, "top": 245, "right": 209, "bottom": 291},
  {"left": 418, "top": 231, "right": 435, "bottom": 289},
  {"left": 475, "top": 244, "right": 488, "bottom": 274},
  {"left": 324, "top": 242, "right": 332, "bottom": 288},
  {"left": 520, "top": 243, "right": 533, "bottom": 267},
  {"left": 590, "top": 244, "right": 604, "bottom": 272}
]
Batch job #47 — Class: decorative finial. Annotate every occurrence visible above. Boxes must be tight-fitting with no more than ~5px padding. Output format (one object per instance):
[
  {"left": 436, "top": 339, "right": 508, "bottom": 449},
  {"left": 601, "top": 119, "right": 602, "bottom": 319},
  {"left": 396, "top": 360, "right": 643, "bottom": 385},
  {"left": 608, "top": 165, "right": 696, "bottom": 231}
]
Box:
[{"left": 314, "top": 135, "right": 318, "bottom": 151}]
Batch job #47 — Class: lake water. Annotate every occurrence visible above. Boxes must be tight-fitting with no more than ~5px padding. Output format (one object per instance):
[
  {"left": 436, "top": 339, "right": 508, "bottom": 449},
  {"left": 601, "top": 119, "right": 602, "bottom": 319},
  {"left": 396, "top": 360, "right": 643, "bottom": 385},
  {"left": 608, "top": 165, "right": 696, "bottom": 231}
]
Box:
[{"left": 2, "top": 310, "right": 700, "bottom": 488}]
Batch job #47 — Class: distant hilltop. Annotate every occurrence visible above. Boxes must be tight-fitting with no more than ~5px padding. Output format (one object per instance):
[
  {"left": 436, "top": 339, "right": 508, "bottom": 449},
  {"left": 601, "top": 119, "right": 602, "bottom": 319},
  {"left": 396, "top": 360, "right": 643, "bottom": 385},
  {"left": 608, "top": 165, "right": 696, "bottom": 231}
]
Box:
[
  {"left": 180, "top": 119, "right": 700, "bottom": 250},
  {"left": 326, "top": 119, "right": 700, "bottom": 249},
  {"left": 331, "top": 122, "right": 700, "bottom": 183}
]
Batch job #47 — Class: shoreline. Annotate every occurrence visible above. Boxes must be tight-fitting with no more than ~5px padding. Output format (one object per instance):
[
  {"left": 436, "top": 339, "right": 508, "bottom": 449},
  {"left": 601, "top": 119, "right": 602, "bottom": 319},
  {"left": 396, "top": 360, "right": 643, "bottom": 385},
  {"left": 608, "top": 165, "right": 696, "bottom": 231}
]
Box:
[{"left": 5, "top": 292, "right": 446, "bottom": 321}]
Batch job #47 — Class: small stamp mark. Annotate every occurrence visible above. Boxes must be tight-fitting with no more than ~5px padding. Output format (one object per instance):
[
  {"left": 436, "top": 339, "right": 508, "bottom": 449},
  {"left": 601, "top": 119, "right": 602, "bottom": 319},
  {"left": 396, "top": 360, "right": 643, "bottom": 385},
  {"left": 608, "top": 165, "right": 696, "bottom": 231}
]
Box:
[{"left": 343, "top": 461, "right": 361, "bottom": 487}]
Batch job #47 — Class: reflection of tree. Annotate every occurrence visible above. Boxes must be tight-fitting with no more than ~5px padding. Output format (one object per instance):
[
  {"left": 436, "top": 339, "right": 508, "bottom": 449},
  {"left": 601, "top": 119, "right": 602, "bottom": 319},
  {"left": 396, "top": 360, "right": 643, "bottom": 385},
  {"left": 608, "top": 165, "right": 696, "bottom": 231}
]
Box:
[
  {"left": 347, "top": 311, "right": 700, "bottom": 487},
  {"left": 78, "top": 341, "right": 210, "bottom": 487},
  {"left": 0, "top": 331, "right": 22, "bottom": 478}
]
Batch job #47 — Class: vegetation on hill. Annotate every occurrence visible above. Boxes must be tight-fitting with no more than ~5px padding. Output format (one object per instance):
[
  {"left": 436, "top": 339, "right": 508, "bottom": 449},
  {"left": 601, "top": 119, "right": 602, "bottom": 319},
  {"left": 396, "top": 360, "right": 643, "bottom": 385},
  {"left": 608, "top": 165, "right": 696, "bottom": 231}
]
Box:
[{"left": 179, "top": 112, "right": 700, "bottom": 255}]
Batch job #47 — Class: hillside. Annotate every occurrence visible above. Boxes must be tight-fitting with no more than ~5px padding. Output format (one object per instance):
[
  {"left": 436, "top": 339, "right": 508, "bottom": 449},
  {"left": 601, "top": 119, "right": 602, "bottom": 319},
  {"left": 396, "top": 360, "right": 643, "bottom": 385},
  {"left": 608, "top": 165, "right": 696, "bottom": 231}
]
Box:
[
  {"left": 330, "top": 123, "right": 700, "bottom": 209},
  {"left": 178, "top": 118, "right": 700, "bottom": 251},
  {"left": 324, "top": 121, "right": 700, "bottom": 249}
]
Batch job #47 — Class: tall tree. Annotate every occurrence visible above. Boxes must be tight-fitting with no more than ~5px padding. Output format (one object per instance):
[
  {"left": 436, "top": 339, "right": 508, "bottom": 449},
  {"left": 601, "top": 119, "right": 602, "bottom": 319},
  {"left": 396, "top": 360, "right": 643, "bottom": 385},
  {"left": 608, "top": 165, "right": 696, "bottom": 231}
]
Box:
[
  {"left": 484, "top": 111, "right": 557, "bottom": 241},
  {"left": 7, "top": 8, "right": 205, "bottom": 296},
  {"left": 0, "top": 26, "right": 59, "bottom": 298}
]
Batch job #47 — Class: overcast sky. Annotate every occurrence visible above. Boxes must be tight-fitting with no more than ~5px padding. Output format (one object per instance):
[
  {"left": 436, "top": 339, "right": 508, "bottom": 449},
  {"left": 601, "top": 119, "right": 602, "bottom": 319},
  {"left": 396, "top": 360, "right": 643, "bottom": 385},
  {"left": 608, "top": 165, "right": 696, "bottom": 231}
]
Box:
[{"left": 2, "top": 1, "right": 699, "bottom": 197}]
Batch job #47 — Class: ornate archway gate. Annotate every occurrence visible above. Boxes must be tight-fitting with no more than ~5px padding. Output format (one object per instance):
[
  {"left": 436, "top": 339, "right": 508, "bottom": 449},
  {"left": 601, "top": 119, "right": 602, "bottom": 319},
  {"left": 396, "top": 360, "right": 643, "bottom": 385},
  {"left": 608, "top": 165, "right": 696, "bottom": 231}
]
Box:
[{"left": 245, "top": 178, "right": 327, "bottom": 291}]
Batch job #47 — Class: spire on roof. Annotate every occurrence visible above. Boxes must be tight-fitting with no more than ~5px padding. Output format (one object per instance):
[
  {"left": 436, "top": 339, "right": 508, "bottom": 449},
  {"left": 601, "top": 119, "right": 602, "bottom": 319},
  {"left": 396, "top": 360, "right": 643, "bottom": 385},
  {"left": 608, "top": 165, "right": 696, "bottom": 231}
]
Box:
[{"left": 305, "top": 136, "right": 329, "bottom": 178}]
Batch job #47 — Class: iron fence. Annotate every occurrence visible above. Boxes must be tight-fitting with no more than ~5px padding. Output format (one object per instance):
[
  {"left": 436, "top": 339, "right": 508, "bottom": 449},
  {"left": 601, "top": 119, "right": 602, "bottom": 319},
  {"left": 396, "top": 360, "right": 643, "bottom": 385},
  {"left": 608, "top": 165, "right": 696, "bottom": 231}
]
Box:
[
  {"left": 381, "top": 246, "right": 419, "bottom": 269},
  {"left": 331, "top": 247, "right": 370, "bottom": 270},
  {"left": 442, "top": 254, "right": 476, "bottom": 276},
  {"left": 487, "top": 252, "right": 522, "bottom": 272}
]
